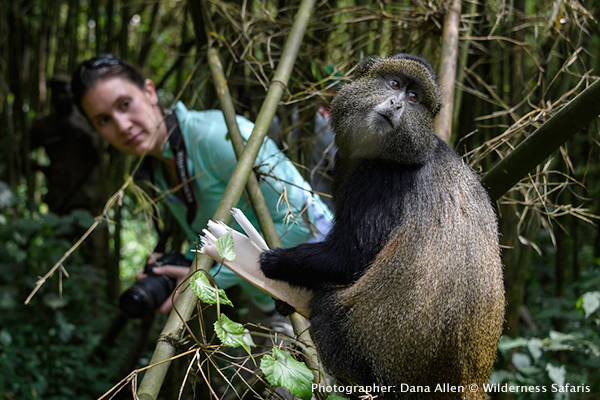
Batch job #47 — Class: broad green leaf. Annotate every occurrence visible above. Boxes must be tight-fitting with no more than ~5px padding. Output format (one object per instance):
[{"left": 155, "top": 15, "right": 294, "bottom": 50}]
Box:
[
  {"left": 497, "top": 335, "right": 528, "bottom": 352},
  {"left": 214, "top": 314, "right": 255, "bottom": 355},
  {"left": 545, "top": 330, "right": 576, "bottom": 352},
  {"left": 511, "top": 353, "right": 531, "bottom": 373},
  {"left": 548, "top": 331, "right": 577, "bottom": 341},
  {"left": 546, "top": 364, "right": 566, "bottom": 386},
  {"left": 190, "top": 271, "right": 234, "bottom": 307},
  {"left": 489, "top": 370, "right": 514, "bottom": 385},
  {"left": 527, "top": 338, "right": 543, "bottom": 361},
  {"left": 260, "top": 347, "right": 314, "bottom": 400},
  {"left": 579, "top": 291, "right": 600, "bottom": 317},
  {"left": 216, "top": 230, "right": 237, "bottom": 261}
]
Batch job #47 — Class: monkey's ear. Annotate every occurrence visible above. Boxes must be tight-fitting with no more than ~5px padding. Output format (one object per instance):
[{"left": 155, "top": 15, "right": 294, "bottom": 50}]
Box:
[
  {"left": 354, "top": 58, "right": 377, "bottom": 79},
  {"left": 431, "top": 102, "right": 443, "bottom": 118}
]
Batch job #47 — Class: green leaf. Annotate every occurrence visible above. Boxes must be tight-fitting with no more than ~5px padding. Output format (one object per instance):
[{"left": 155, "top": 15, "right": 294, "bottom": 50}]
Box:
[
  {"left": 214, "top": 314, "right": 255, "bottom": 355},
  {"left": 43, "top": 293, "right": 68, "bottom": 310},
  {"left": 70, "top": 209, "right": 96, "bottom": 229},
  {"left": 548, "top": 331, "right": 577, "bottom": 341},
  {"left": 190, "top": 271, "right": 234, "bottom": 307},
  {"left": 0, "top": 329, "right": 13, "bottom": 347},
  {"left": 579, "top": 291, "right": 600, "bottom": 317},
  {"left": 260, "top": 347, "right": 314, "bottom": 400},
  {"left": 546, "top": 364, "right": 566, "bottom": 386},
  {"left": 511, "top": 353, "right": 531, "bottom": 373},
  {"left": 527, "top": 338, "right": 543, "bottom": 361},
  {"left": 216, "top": 230, "right": 237, "bottom": 261},
  {"left": 545, "top": 330, "right": 576, "bottom": 352},
  {"left": 497, "top": 335, "right": 528, "bottom": 352},
  {"left": 209, "top": 31, "right": 228, "bottom": 43},
  {"left": 489, "top": 370, "right": 514, "bottom": 385}
]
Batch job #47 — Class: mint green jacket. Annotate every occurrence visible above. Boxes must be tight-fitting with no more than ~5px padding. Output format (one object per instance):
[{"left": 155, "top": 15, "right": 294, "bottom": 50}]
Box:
[{"left": 154, "top": 102, "right": 333, "bottom": 303}]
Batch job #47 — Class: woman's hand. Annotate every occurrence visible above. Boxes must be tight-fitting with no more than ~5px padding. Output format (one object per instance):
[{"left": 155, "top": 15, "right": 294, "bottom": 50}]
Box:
[{"left": 136, "top": 252, "right": 191, "bottom": 314}]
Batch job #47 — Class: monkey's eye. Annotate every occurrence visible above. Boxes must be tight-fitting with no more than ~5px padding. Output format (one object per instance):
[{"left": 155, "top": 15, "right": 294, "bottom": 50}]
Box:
[
  {"left": 389, "top": 79, "right": 401, "bottom": 90},
  {"left": 408, "top": 91, "right": 419, "bottom": 103}
]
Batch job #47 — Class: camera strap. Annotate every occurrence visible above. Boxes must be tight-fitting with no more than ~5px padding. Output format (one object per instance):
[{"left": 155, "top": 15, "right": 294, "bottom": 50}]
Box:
[{"left": 165, "top": 112, "right": 198, "bottom": 225}]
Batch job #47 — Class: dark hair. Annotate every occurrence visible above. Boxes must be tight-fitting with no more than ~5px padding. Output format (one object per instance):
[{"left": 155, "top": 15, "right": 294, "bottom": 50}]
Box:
[{"left": 71, "top": 54, "right": 145, "bottom": 117}]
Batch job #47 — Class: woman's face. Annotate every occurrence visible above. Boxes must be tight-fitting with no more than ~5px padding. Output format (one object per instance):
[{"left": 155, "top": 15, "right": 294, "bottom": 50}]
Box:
[{"left": 81, "top": 76, "right": 166, "bottom": 158}]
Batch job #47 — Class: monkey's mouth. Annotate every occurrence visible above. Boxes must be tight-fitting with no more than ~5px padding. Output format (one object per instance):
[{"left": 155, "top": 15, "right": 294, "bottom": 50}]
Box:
[{"left": 377, "top": 112, "right": 395, "bottom": 128}]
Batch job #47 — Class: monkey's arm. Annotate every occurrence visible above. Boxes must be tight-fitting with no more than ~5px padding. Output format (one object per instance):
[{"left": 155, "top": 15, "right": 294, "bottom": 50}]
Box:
[
  {"left": 260, "top": 238, "right": 364, "bottom": 290},
  {"left": 261, "top": 161, "right": 413, "bottom": 290},
  {"left": 261, "top": 169, "right": 407, "bottom": 289}
]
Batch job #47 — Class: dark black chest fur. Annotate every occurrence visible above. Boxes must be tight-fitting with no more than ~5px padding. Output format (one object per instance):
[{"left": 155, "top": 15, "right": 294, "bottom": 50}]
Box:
[{"left": 326, "top": 158, "right": 426, "bottom": 284}]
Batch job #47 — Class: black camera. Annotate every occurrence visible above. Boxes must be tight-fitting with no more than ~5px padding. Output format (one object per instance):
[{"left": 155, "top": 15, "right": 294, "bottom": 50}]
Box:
[{"left": 119, "top": 253, "right": 191, "bottom": 319}]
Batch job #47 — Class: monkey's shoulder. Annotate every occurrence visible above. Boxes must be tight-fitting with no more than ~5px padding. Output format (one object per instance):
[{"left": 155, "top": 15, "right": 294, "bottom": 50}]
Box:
[
  {"left": 334, "top": 138, "right": 494, "bottom": 233},
  {"left": 337, "top": 138, "right": 478, "bottom": 196},
  {"left": 424, "top": 139, "right": 490, "bottom": 198}
]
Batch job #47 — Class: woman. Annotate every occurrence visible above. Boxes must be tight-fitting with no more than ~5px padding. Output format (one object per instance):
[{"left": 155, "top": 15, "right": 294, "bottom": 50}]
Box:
[{"left": 72, "top": 54, "right": 332, "bottom": 313}]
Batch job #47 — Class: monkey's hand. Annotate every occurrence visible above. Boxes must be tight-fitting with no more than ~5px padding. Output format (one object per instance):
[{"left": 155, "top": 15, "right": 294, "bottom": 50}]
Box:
[
  {"left": 274, "top": 299, "right": 296, "bottom": 316},
  {"left": 199, "top": 208, "right": 312, "bottom": 318},
  {"left": 259, "top": 243, "right": 340, "bottom": 289},
  {"left": 259, "top": 247, "right": 290, "bottom": 281}
]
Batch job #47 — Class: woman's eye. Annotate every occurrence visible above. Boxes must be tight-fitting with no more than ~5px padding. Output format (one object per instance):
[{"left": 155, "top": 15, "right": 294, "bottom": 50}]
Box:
[
  {"left": 408, "top": 91, "right": 419, "bottom": 102},
  {"left": 97, "top": 116, "right": 109, "bottom": 127},
  {"left": 389, "top": 79, "right": 401, "bottom": 90},
  {"left": 120, "top": 100, "right": 130, "bottom": 110}
]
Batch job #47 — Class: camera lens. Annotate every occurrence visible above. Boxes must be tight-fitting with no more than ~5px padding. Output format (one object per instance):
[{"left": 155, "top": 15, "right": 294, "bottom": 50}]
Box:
[
  {"left": 119, "top": 253, "right": 190, "bottom": 318},
  {"left": 119, "top": 285, "right": 151, "bottom": 319},
  {"left": 119, "top": 274, "right": 176, "bottom": 318}
]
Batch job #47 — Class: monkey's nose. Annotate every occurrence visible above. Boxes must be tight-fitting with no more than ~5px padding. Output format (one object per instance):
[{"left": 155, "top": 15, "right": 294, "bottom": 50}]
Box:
[{"left": 389, "top": 98, "right": 403, "bottom": 109}]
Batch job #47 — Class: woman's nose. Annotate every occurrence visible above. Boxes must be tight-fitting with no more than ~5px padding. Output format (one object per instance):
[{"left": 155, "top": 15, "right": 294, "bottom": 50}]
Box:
[{"left": 113, "top": 113, "right": 132, "bottom": 134}]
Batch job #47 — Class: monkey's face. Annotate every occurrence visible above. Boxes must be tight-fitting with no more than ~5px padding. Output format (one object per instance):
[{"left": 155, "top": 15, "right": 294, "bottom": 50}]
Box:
[
  {"left": 330, "top": 55, "right": 442, "bottom": 166},
  {"left": 369, "top": 75, "right": 425, "bottom": 134}
]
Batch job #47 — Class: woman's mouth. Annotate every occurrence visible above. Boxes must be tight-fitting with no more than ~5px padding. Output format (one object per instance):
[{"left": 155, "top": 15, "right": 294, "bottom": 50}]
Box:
[{"left": 126, "top": 133, "right": 143, "bottom": 146}]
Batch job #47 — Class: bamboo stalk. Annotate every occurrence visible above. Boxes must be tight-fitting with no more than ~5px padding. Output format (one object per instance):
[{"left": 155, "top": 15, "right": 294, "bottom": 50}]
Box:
[
  {"left": 202, "top": 0, "right": 325, "bottom": 386},
  {"left": 451, "top": 0, "right": 478, "bottom": 142},
  {"left": 136, "top": 0, "right": 318, "bottom": 398},
  {"left": 434, "top": 0, "right": 461, "bottom": 143},
  {"left": 204, "top": 50, "right": 277, "bottom": 249},
  {"left": 205, "top": 48, "right": 281, "bottom": 248},
  {"left": 482, "top": 78, "right": 600, "bottom": 202},
  {"left": 206, "top": 46, "right": 327, "bottom": 388}
]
